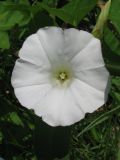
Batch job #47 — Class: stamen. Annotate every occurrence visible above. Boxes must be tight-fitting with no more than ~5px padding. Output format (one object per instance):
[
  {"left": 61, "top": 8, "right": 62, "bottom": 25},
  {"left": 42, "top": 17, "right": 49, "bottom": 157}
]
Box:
[
  {"left": 59, "top": 72, "right": 67, "bottom": 80},
  {"left": 52, "top": 66, "right": 73, "bottom": 86}
]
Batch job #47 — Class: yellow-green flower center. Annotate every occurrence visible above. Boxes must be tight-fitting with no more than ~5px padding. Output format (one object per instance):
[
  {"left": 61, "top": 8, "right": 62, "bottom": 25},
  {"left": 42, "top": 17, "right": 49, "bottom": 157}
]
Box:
[
  {"left": 51, "top": 64, "right": 73, "bottom": 86},
  {"left": 58, "top": 71, "right": 68, "bottom": 82}
]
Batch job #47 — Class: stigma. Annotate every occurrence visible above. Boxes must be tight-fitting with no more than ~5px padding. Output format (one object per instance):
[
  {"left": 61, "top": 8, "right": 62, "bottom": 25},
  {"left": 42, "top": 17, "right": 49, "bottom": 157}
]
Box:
[{"left": 58, "top": 72, "right": 68, "bottom": 82}]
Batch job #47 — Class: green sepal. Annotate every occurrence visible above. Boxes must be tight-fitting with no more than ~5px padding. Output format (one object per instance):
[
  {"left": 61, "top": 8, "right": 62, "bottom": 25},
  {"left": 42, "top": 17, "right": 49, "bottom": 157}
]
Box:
[{"left": 92, "top": 0, "right": 111, "bottom": 39}]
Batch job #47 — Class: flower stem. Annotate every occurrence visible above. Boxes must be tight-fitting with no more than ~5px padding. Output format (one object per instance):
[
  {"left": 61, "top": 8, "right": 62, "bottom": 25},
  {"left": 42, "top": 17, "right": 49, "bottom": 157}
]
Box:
[{"left": 34, "top": 116, "right": 72, "bottom": 160}]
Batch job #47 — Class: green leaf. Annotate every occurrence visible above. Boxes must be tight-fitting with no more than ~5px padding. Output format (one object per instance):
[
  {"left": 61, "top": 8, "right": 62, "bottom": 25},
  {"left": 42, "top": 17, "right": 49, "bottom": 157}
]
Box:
[
  {"left": 18, "top": 0, "right": 30, "bottom": 5},
  {"left": 0, "top": 96, "right": 16, "bottom": 116},
  {"left": 104, "top": 27, "right": 120, "bottom": 56},
  {"left": 0, "top": 31, "right": 10, "bottom": 49},
  {"left": 102, "top": 42, "right": 120, "bottom": 76},
  {"left": 0, "top": 131, "right": 3, "bottom": 143},
  {"left": 43, "top": 0, "right": 58, "bottom": 7},
  {"left": 40, "top": 0, "right": 97, "bottom": 26},
  {"left": 10, "top": 112, "right": 24, "bottom": 127},
  {"left": 54, "top": 154, "right": 69, "bottom": 160},
  {"left": 29, "top": 12, "right": 54, "bottom": 33},
  {"left": 31, "top": 2, "right": 43, "bottom": 15},
  {"left": 111, "top": 77, "right": 120, "bottom": 91},
  {"left": 0, "top": 2, "right": 31, "bottom": 31},
  {"left": 109, "top": 0, "right": 120, "bottom": 33},
  {"left": 77, "top": 104, "right": 120, "bottom": 137},
  {"left": 114, "top": 92, "right": 120, "bottom": 102},
  {"left": 117, "top": 134, "right": 120, "bottom": 160}
]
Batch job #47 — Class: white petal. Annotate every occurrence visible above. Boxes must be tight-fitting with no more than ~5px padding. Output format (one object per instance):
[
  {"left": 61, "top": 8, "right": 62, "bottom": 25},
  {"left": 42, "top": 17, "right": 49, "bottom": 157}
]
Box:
[
  {"left": 11, "top": 59, "right": 50, "bottom": 88},
  {"left": 74, "top": 66, "right": 110, "bottom": 92},
  {"left": 37, "top": 27, "right": 64, "bottom": 64},
  {"left": 14, "top": 84, "right": 52, "bottom": 109},
  {"left": 70, "top": 79, "right": 107, "bottom": 113},
  {"left": 34, "top": 87, "right": 84, "bottom": 126},
  {"left": 71, "top": 38, "right": 104, "bottom": 70},
  {"left": 64, "top": 29, "right": 94, "bottom": 60},
  {"left": 19, "top": 33, "right": 51, "bottom": 67}
]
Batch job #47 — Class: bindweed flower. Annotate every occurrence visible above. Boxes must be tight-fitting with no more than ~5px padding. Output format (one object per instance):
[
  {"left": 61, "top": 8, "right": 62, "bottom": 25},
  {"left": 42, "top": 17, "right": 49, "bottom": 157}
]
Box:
[{"left": 11, "top": 27, "right": 110, "bottom": 126}]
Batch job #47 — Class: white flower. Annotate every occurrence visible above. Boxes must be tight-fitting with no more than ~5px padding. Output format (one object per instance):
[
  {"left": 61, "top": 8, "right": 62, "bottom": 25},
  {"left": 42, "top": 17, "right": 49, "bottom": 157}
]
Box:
[{"left": 11, "top": 27, "right": 110, "bottom": 127}]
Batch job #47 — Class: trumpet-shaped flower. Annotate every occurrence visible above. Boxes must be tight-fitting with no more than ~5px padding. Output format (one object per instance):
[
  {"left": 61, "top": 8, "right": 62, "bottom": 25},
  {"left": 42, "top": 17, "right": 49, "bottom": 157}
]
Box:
[{"left": 11, "top": 27, "right": 110, "bottom": 126}]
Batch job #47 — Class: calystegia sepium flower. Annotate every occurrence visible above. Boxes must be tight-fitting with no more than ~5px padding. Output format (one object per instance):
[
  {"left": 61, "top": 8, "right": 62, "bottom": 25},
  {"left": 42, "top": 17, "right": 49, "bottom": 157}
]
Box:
[{"left": 11, "top": 27, "right": 110, "bottom": 126}]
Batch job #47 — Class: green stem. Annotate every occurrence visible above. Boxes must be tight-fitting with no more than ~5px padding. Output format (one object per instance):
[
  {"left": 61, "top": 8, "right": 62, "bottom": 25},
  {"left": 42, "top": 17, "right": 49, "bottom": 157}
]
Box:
[{"left": 34, "top": 116, "right": 72, "bottom": 160}]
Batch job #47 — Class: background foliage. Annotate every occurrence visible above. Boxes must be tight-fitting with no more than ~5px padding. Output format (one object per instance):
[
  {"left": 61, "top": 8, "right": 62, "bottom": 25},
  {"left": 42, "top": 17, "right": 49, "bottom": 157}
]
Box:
[{"left": 0, "top": 0, "right": 120, "bottom": 159}]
